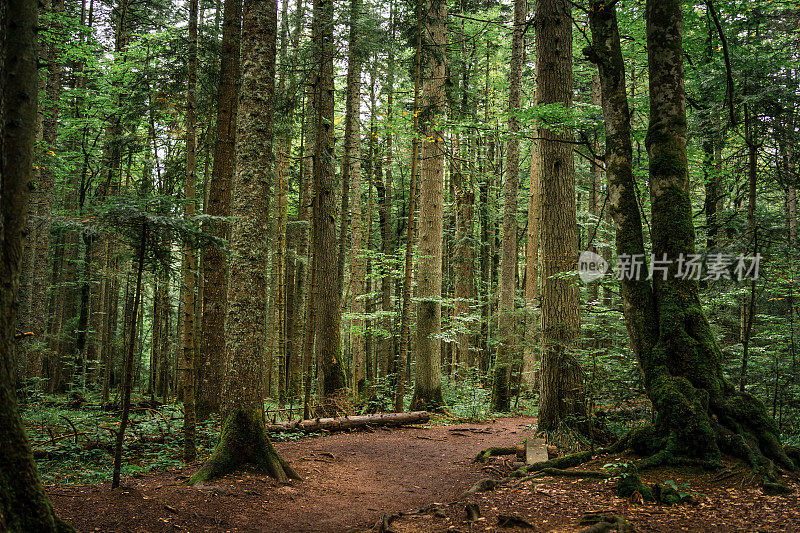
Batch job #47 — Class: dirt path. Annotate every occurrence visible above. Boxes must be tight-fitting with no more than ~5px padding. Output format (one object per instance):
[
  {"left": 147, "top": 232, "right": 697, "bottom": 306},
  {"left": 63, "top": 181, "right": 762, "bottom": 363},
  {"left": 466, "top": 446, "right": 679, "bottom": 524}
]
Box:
[{"left": 50, "top": 416, "right": 536, "bottom": 532}]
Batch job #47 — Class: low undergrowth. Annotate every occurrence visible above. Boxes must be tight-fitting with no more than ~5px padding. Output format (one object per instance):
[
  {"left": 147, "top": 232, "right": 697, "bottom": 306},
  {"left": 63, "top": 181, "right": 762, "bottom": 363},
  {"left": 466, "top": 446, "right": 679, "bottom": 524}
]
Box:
[{"left": 19, "top": 391, "right": 323, "bottom": 485}]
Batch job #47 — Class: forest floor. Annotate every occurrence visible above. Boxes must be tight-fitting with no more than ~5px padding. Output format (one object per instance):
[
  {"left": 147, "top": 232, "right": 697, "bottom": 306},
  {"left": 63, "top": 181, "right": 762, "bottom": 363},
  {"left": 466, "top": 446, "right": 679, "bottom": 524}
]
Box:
[{"left": 47, "top": 415, "right": 800, "bottom": 532}]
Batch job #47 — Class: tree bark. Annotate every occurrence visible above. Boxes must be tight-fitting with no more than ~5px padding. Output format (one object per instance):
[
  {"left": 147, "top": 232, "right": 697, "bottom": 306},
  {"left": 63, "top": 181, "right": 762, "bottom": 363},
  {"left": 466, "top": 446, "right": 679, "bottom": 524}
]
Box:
[
  {"left": 343, "top": 0, "right": 364, "bottom": 398},
  {"left": 18, "top": 0, "right": 63, "bottom": 351},
  {"left": 523, "top": 124, "right": 541, "bottom": 390},
  {"left": 311, "top": 0, "right": 347, "bottom": 403},
  {"left": 197, "top": 0, "right": 241, "bottom": 421},
  {"left": 181, "top": 0, "right": 198, "bottom": 462},
  {"left": 492, "top": 0, "right": 525, "bottom": 412},
  {"left": 0, "top": 0, "right": 73, "bottom": 527},
  {"left": 536, "top": 0, "right": 585, "bottom": 431},
  {"left": 411, "top": 0, "right": 446, "bottom": 411},
  {"left": 586, "top": 0, "right": 793, "bottom": 476},
  {"left": 191, "top": 0, "right": 297, "bottom": 485}
]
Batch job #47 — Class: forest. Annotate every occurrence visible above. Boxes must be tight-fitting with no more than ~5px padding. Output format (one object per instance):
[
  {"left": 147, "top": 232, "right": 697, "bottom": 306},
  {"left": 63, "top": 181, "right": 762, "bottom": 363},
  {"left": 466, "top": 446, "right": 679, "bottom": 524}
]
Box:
[{"left": 1, "top": 0, "right": 799, "bottom": 530}]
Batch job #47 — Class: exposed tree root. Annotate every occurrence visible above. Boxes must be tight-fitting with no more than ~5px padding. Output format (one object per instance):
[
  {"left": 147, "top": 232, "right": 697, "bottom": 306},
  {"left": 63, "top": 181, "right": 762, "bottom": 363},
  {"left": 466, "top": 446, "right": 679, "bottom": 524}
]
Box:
[
  {"left": 189, "top": 409, "right": 300, "bottom": 485},
  {"left": 606, "top": 371, "right": 797, "bottom": 489},
  {"left": 517, "top": 451, "right": 593, "bottom": 474},
  {"left": 459, "top": 478, "right": 499, "bottom": 498},
  {"left": 616, "top": 473, "right": 655, "bottom": 502},
  {"left": 473, "top": 446, "right": 519, "bottom": 463},
  {"left": 578, "top": 512, "right": 634, "bottom": 533}
]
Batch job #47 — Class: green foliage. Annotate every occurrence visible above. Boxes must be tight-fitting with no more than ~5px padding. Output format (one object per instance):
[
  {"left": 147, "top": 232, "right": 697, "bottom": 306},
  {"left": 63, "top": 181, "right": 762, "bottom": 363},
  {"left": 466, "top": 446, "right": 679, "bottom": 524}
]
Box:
[{"left": 21, "top": 394, "right": 219, "bottom": 485}]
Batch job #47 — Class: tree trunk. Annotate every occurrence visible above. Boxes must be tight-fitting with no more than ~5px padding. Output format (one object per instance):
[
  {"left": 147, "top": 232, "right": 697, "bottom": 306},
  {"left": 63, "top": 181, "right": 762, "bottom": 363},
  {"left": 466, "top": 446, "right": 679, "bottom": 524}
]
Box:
[
  {"left": 265, "top": 411, "right": 430, "bottom": 432},
  {"left": 398, "top": 3, "right": 422, "bottom": 411},
  {"left": 197, "top": 0, "right": 241, "bottom": 421},
  {"left": 310, "top": 0, "right": 347, "bottom": 403},
  {"left": 536, "top": 0, "right": 585, "bottom": 431},
  {"left": 112, "top": 224, "right": 146, "bottom": 488},
  {"left": 181, "top": 0, "right": 198, "bottom": 462},
  {"left": 587, "top": 0, "right": 793, "bottom": 476},
  {"left": 343, "top": 0, "right": 364, "bottom": 398},
  {"left": 492, "top": 0, "right": 525, "bottom": 412},
  {"left": 18, "top": 0, "right": 64, "bottom": 359},
  {"left": 789, "top": 186, "right": 797, "bottom": 245},
  {"left": 523, "top": 120, "right": 541, "bottom": 391},
  {"left": 383, "top": 9, "right": 397, "bottom": 392},
  {"left": 410, "top": 0, "right": 446, "bottom": 411},
  {"left": 0, "top": 0, "right": 73, "bottom": 527},
  {"left": 190, "top": 0, "right": 297, "bottom": 485}
]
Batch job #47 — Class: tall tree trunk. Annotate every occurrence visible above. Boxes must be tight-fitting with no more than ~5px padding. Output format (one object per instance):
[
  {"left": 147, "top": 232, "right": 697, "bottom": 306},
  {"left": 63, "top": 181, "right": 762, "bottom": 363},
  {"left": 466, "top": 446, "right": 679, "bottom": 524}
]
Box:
[
  {"left": 453, "top": 147, "right": 475, "bottom": 375},
  {"left": 536, "top": 0, "right": 585, "bottom": 431},
  {"left": 311, "top": 0, "right": 347, "bottom": 402},
  {"left": 383, "top": 7, "right": 397, "bottom": 391},
  {"left": 411, "top": 0, "right": 447, "bottom": 411},
  {"left": 342, "top": 0, "right": 363, "bottom": 397},
  {"left": 292, "top": 99, "right": 312, "bottom": 406},
  {"left": 19, "top": 0, "right": 66, "bottom": 384},
  {"left": 450, "top": 19, "right": 475, "bottom": 378},
  {"left": 181, "top": 0, "right": 198, "bottom": 463},
  {"left": 398, "top": 0, "right": 423, "bottom": 411},
  {"left": 478, "top": 48, "right": 492, "bottom": 376},
  {"left": 197, "top": 0, "right": 241, "bottom": 421},
  {"left": 789, "top": 186, "right": 797, "bottom": 245},
  {"left": 0, "top": 0, "right": 73, "bottom": 527},
  {"left": 739, "top": 107, "right": 759, "bottom": 393},
  {"left": 492, "top": 0, "right": 525, "bottom": 412},
  {"left": 523, "top": 122, "right": 541, "bottom": 390},
  {"left": 98, "top": 0, "right": 128, "bottom": 404},
  {"left": 190, "top": 0, "right": 298, "bottom": 485}
]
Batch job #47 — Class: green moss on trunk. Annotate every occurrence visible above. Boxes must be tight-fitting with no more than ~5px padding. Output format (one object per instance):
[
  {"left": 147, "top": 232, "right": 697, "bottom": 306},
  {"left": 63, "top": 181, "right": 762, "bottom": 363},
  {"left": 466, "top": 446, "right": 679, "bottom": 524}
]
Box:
[{"left": 189, "top": 409, "right": 300, "bottom": 484}]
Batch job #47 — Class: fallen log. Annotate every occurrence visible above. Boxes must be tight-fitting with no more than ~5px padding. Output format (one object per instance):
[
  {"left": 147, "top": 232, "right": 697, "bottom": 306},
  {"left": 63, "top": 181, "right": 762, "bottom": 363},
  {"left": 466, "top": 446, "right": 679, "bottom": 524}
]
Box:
[{"left": 264, "top": 411, "right": 430, "bottom": 433}]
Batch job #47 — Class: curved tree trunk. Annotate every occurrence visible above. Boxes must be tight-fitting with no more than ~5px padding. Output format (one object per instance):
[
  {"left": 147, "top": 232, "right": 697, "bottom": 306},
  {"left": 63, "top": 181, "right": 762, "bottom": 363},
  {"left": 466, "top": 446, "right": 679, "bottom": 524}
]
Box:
[
  {"left": 587, "top": 0, "right": 794, "bottom": 477},
  {"left": 190, "top": 0, "right": 298, "bottom": 485}
]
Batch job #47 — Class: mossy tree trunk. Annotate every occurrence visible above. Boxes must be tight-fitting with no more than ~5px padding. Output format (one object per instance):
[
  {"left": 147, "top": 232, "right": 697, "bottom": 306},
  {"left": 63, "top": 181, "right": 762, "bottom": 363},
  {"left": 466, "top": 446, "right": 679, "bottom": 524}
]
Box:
[
  {"left": 586, "top": 0, "right": 794, "bottom": 476},
  {"left": 190, "top": 0, "right": 298, "bottom": 485},
  {"left": 0, "top": 1, "right": 73, "bottom": 528}
]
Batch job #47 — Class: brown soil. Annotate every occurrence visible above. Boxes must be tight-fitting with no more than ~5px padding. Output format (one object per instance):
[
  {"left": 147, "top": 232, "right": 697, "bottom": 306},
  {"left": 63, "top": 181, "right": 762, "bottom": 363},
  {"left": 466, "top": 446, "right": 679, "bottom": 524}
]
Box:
[
  {"left": 386, "top": 454, "right": 800, "bottom": 533},
  {"left": 49, "top": 416, "right": 537, "bottom": 532}
]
